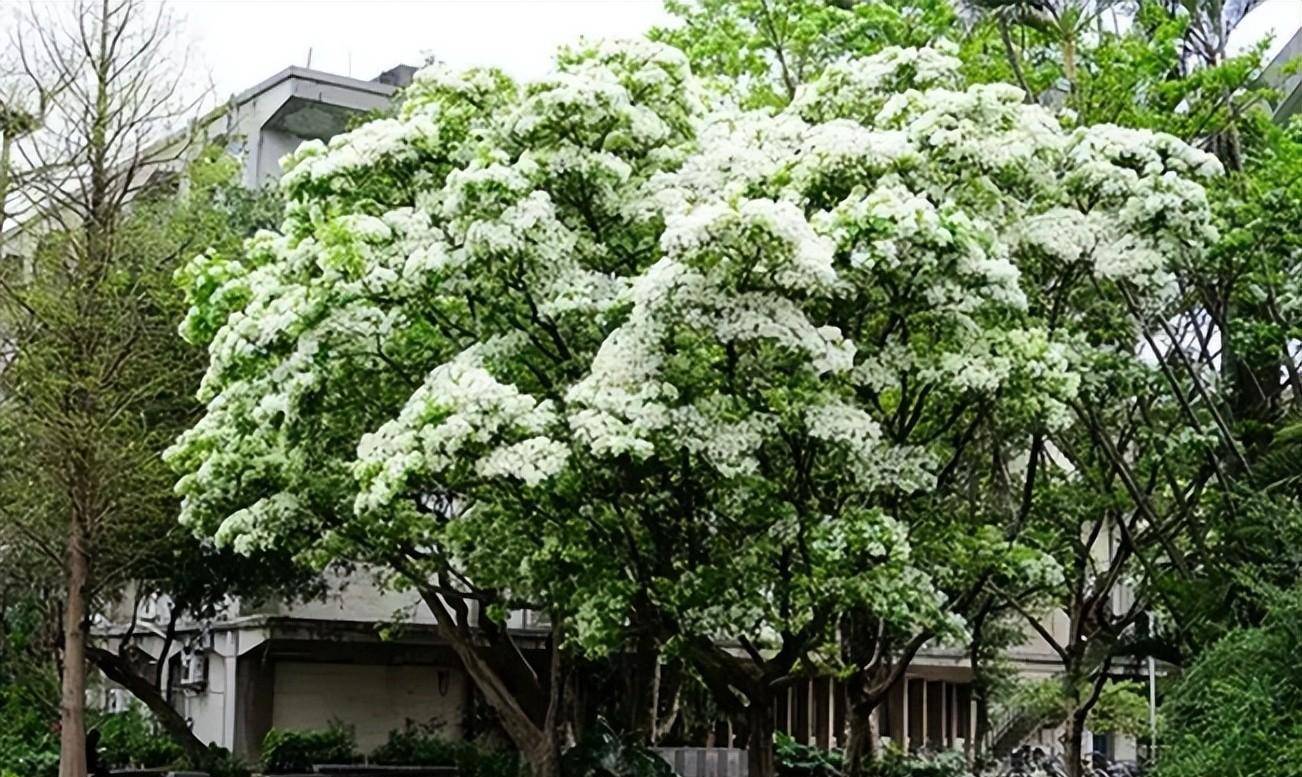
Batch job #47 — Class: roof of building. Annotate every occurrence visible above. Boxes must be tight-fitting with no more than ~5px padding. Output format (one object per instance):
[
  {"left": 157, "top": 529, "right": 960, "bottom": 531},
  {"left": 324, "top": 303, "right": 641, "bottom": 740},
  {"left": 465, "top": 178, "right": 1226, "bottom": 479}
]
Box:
[{"left": 1264, "top": 26, "right": 1302, "bottom": 121}]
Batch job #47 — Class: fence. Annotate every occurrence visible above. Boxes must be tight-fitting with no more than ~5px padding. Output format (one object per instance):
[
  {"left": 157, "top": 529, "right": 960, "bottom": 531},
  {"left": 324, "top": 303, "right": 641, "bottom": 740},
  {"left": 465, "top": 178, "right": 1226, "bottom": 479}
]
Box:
[{"left": 652, "top": 747, "right": 749, "bottom": 777}]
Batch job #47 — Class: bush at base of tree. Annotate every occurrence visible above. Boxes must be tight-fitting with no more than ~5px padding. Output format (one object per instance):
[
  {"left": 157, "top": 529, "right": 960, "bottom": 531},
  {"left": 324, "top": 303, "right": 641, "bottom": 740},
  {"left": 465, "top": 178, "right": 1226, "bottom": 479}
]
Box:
[
  {"left": 774, "top": 735, "right": 971, "bottom": 777},
  {"left": 775, "top": 733, "right": 842, "bottom": 776},
  {"left": 369, "top": 722, "right": 464, "bottom": 765},
  {"left": 865, "top": 749, "right": 970, "bottom": 777},
  {"left": 1156, "top": 587, "right": 1302, "bottom": 777},
  {"left": 371, "top": 721, "right": 520, "bottom": 776},
  {"left": 96, "top": 707, "right": 185, "bottom": 768},
  {"left": 192, "top": 745, "right": 253, "bottom": 777},
  {"left": 261, "top": 724, "right": 359, "bottom": 773},
  {"left": 560, "top": 719, "right": 672, "bottom": 777}
]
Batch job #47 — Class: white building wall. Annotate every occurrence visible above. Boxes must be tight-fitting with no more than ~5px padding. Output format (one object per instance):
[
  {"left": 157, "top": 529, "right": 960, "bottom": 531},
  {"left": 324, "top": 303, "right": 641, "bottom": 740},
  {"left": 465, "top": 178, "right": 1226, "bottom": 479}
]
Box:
[
  {"left": 182, "top": 648, "right": 233, "bottom": 749},
  {"left": 271, "top": 662, "right": 466, "bottom": 751}
]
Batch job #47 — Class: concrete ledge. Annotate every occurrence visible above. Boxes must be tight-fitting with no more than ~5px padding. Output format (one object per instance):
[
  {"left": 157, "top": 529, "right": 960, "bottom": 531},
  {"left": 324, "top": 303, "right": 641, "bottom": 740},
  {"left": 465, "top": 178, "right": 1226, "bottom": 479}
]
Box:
[{"left": 313, "top": 767, "right": 458, "bottom": 776}]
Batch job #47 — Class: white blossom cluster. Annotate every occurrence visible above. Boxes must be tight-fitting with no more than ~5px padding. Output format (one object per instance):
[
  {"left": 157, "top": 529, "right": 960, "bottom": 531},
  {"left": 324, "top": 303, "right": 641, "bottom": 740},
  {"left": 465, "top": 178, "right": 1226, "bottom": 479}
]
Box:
[{"left": 168, "top": 38, "right": 1220, "bottom": 649}]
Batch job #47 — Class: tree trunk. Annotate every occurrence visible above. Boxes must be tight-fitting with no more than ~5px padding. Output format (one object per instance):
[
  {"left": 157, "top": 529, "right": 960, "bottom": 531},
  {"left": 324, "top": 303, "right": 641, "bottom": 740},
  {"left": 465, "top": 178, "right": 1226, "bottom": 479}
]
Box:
[
  {"left": 653, "top": 661, "right": 684, "bottom": 743},
  {"left": 1063, "top": 711, "right": 1087, "bottom": 777},
  {"left": 86, "top": 646, "right": 209, "bottom": 766},
  {"left": 973, "top": 688, "right": 990, "bottom": 771},
  {"left": 843, "top": 700, "right": 882, "bottom": 777},
  {"left": 0, "top": 131, "right": 12, "bottom": 259},
  {"left": 746, "top": 696, "right": 776, "bottom": 777},
  {"left": 59, "top": 520, "right": 89, "bottom": 777},
  {"left": 628, "top": 635, "right": 659, "bottom": 742},
  {"left": 416, "top": 587, "right": 560, "bottom": 775},
  {"left": 523, "top": 737, "right": 563, "bottom": 777}
]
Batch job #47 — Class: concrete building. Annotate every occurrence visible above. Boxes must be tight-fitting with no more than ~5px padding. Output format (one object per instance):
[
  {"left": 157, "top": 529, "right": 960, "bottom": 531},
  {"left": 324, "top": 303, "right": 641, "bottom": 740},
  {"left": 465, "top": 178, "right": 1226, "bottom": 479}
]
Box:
[
  {"left": 213, "top": 64, "right": 410, "bottom": 188},
  {"left": 1265, "top": 25, "right": 1302, "bottom": 121}
]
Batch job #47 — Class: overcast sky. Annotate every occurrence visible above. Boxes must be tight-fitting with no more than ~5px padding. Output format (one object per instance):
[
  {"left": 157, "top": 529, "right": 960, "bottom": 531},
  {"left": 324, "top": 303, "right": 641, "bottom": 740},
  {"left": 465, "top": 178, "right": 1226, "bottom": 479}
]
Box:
[
  {"left": 174, "top": 0, "right": 673, "bottom": 98},
  {"left": 6, "top": 0, "right": 1301, "bottom": 104},
  {"left": 152, "top": 0, "right": 1302, "bottom": 100}
]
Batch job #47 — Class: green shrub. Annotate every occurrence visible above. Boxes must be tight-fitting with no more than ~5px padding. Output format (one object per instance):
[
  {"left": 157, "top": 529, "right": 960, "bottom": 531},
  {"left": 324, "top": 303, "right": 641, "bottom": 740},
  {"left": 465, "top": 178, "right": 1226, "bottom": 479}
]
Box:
[
  {"left": 775, "top": 737, "right": 970, "bottom": 777},
  {"left": 866, "top": 746, "right": 970, "bottom": 777},
  {"left": 0, "top": 730, "right": 58, "bottom": 777},
  {"left": 370, "top": 722, "right": 460, "bottom": 765},
  {"left": 194, "top": 744, "right": 253, "bottom": 777},
  {"left": 95, "top": 707, "right": 184, "bottom": 768},
  {"left": 560, "top": 719, "right": 673, "bottom": 777},
  {"left": 369, "top": 721, "right": 521, "bottom": 776},
  {"left": 0, "top": 684, "right": 59, "bottom": 777},
  {"left": 458, "top": 746, "right": 523, "bottom": 777},
  {"left": 776, "top": 732, "right": 842, "bottom": 776},
  {"left": 1156, "top": 586, "right": 1302, "bottom": 777},
  {"left": 261, "top": 724, "right": 358, "bottom": 773}
]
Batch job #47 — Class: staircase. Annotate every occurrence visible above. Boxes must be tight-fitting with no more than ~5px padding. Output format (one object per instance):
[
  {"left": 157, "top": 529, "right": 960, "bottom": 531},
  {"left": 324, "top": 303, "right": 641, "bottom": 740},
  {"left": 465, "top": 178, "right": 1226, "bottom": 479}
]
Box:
[{"left": 989, "top": 709, "right": 1062, "bottom": 758}]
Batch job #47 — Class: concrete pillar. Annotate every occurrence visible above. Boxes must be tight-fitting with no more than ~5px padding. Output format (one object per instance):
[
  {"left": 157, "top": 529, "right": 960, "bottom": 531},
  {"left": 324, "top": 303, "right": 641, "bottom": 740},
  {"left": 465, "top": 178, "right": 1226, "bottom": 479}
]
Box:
[
  {"left": 815, "top": 677, "right": 832, "bottom": 749},
  {"left": 889, "top": 676, "right": 908, "bottom": 751},
  {"left": 908, "top": 679, "right": 926, "bottom": 752},
  {"left": 926, "top": 681, "right": 944, "bottom": 750}
]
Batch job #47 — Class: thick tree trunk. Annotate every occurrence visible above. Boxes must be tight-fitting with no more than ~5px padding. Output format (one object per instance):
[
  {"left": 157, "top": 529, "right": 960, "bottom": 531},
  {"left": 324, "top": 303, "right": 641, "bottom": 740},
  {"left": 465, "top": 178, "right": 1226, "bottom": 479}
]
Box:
[
  {"left": 843, "top": 700, "right": 881, "bottom": 777},
  {"left": 86, "top": 646, "right": 209, "bottom": 766},
  {"left": 59, "top": 521, "right": 89, "bottom": 777},
  {"left": 746, "top": 697, "right": 777, "bottom": 777},
  {"left": 524, "top": 739, "right": 563, "bottom": 777},
  {"left": 417, "top": 588, "right": 561, "bottom": 777}
]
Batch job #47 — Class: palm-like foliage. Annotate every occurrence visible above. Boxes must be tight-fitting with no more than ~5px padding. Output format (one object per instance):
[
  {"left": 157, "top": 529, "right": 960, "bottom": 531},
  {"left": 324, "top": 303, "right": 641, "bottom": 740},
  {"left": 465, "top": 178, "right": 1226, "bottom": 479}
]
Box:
[{"left": 1256, "top": 415, "right": 1302, "bottom": 498}]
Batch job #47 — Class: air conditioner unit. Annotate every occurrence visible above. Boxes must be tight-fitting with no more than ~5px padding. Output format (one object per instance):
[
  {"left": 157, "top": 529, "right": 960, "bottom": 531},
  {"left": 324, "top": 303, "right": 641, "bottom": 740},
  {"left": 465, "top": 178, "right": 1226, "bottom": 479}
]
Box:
[{"left": 179, "top": 650, "right": 208, "bottom": 690}]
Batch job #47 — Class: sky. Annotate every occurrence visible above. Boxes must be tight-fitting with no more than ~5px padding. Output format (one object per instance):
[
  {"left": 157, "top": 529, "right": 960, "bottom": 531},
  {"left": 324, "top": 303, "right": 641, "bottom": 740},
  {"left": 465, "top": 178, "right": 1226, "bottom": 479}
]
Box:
[
  {"left": 7, "top": 0, "right": 1302, "bottom": 108},
  {"left": 159, "top": 0, "right": 1302, "bottom": 101},
  {"left": 173, "top": 0, "right": 675, "bottom": 99}
]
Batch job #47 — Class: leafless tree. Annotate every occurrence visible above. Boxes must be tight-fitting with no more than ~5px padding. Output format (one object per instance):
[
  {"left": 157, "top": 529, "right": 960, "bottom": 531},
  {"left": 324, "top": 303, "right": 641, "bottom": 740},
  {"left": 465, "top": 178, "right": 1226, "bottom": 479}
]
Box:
[{"left": 0, "top": 2, "right": 204, "bottom": 774}]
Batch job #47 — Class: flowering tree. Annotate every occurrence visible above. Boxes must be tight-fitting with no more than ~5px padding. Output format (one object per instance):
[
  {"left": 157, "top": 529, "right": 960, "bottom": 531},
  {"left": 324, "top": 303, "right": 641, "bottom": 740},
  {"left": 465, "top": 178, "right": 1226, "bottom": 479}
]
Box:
[{"left": 169, "top": 37, "right": 1219, "bottom": 777}]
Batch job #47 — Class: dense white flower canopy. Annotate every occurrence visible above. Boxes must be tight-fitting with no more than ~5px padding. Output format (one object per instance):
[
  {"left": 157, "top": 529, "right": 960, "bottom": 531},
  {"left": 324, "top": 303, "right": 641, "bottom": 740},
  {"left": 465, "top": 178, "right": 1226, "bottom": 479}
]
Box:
[{"left": 168, "top": 38, "right": 1219, "bottom": 652}]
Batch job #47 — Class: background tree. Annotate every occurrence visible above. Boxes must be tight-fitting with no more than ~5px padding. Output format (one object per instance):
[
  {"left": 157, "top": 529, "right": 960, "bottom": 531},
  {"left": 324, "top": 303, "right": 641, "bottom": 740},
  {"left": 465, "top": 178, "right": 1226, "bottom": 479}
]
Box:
[
  {"left": 0, "top": 53, "right": 56, "bottom": 260},
  {"left": 652, "top": 0, "right": 957, "bottom": 107},
  {"left": 0, "top": 2, "right": 211, "bottom": 773},
  {"left": 75, "top": 148, "right": 306, "bottom": 770}
]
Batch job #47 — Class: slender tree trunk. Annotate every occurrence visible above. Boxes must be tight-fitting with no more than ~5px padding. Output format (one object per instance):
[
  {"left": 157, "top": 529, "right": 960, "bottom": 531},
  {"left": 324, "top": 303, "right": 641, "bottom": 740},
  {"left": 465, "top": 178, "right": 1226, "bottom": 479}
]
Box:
[
  {"left": 59, "top": 518, "right": 89, "bottom": 777},
  {"left": 652, "top": 660, "right": 683, "bottom": 744},
  {"left": 0, "top": 131, "right": 12, "bottom": 259},
  {"left": 1062, "top": 36, "right": 1078, "bottom": 87},
  {"left": 974, "top": 688, "right": 990, "bottom": 771},
  {"left": 746, "top": 696, "right": 776, "bottom": 777},
  {"left": 628, "top": 634, "right": 659, "bottom": 742},
  {"left": 86, "top": 646, "right": 209, "bottom": 765},
  {"left": 1063, "top": 710, "right": 1087, "bottom": 777}
]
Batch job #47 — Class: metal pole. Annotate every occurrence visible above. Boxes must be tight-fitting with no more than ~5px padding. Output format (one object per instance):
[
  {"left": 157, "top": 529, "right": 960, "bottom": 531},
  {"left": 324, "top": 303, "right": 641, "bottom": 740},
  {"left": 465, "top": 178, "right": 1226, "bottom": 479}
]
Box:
[{"left": 1148, "top": 654, "right": 1157, "bottom": 764}]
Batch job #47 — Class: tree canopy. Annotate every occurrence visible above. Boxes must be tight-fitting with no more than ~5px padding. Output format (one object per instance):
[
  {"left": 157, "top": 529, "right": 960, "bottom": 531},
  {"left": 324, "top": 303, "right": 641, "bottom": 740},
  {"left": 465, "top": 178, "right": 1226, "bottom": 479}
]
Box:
[{"left": 167, "top": 29, "right": 1225, "bottom": 775}]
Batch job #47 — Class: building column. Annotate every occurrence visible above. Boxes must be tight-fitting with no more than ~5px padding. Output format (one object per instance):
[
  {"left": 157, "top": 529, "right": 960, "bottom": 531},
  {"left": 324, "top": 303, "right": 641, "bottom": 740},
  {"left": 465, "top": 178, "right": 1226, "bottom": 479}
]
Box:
[
  {"left": 889, "top": 676, "right": 908, "bottom": 751},
  {"left": 908, "top": 678, "right": 926, "bottom": 752},
  {"left": 926, "top": 681, "right": 944, "bottom": 750}
]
